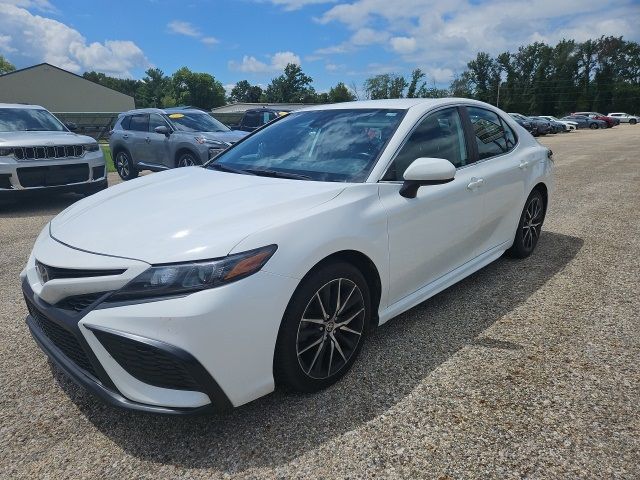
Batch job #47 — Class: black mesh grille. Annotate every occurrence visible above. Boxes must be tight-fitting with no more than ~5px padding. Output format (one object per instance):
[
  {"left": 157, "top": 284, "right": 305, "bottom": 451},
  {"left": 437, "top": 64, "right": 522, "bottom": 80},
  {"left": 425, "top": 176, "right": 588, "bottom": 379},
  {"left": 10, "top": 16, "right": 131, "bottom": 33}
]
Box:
[
  {"left": 92, "top": 165, "right": 105, "bottom": 179},
  {"left": 17, "top": 164, "right": 89, "bottom": 187},
  {"left": 0, "top": 174, "right": 12, "bottom": 189},
  {"left": 8, "top": 145, "right": 86, "bottom": 160},
  {"left": 93, "top": 330, "right": 201, "bottom": 391},
  {"left": 36, "top": 261, "right": 125, "bottom": 281},
  {"left": 56, "top": 292, "right": 107, "bottom": 312},
  {"left": 26, "top": 298, "right": 97, "bottom": 376}
]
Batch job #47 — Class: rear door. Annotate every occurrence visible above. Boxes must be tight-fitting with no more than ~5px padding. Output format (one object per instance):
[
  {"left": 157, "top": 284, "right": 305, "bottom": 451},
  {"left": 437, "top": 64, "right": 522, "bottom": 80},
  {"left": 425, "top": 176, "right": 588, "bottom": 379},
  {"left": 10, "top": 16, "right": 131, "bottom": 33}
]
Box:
[
  {"left": 127, "top": 114, "right": 150, "bottom": 164},
  {"left": 462, "top": 106, "right": 528, "bottom": 254}
]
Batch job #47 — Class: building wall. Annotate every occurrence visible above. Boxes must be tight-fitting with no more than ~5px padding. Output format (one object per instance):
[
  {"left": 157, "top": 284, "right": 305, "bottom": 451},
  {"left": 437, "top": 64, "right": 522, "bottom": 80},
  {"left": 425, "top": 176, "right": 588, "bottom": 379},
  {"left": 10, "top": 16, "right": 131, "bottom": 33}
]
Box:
[{"left": 0, "top": 64, "right": 134, "bottom": 112}]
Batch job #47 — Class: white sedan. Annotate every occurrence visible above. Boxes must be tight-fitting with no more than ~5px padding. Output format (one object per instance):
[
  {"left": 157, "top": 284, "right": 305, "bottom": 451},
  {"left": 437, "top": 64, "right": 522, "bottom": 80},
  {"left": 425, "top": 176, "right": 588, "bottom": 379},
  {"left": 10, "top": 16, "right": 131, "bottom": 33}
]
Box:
[
  {"left": 539, "top": 115, "right": 577, "bottom": 131},
  {"left": 21, "top": 98, "right": 553, "bottom": 414}
]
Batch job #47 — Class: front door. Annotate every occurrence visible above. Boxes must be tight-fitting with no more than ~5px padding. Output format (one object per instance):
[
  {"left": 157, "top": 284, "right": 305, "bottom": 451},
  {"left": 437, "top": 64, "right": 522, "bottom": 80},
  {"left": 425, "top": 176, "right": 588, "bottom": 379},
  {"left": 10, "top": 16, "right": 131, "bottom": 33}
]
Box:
[
  {"left": 146, "top": 113, "right": 172, "bottom": 167},
  {"left": 378, "top": 107, "right": 484, "bottom": 305}
]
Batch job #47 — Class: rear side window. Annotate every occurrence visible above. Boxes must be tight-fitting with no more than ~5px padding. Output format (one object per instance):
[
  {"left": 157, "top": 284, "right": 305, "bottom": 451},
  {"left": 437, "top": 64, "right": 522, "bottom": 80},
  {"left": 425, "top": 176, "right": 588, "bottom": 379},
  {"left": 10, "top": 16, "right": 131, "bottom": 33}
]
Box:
[
  {"left": 467, "top": 107, "right": 517, "bottom": 160},
  {"left": 119, "top": 116, "right": 131, "bottom": 130},
  {"left": 243, "top": 112, "right": 261, "bottom": 128},
  {"left": 128, "top": 114, "right": 149, "bottom": 132}
]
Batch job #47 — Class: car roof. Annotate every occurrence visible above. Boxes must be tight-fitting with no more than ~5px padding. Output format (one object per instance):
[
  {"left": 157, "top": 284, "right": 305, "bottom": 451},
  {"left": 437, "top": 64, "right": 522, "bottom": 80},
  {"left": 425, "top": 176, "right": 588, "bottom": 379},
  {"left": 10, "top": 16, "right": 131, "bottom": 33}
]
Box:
[
  {"left": 118, "top": 107, "right": 208, "bottom": 116},
  {"left": 0, "top": 103, "right": 47, "bottom": 109},
  {"left": 245, "top": 108, "right": 292, "bottom": 113},
  {"left": 297, "top": 98, "right": 500, "bottom": 114}
]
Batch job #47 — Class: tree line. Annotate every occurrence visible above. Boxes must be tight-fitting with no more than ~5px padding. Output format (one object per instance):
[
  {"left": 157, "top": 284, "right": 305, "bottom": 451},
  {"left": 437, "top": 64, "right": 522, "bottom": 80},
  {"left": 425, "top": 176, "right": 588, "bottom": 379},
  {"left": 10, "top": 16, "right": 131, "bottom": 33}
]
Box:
[{"left": 1, "top": 35, "right": 638, "bottom": 114}]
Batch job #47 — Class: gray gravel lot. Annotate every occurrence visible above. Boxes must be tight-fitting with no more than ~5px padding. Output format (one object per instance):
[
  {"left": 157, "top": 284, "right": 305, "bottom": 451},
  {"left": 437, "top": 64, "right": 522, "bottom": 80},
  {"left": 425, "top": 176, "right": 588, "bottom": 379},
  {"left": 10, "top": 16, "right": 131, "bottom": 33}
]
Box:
[{"left": 1, "top": 126, "right": 638, "bottom": 479}]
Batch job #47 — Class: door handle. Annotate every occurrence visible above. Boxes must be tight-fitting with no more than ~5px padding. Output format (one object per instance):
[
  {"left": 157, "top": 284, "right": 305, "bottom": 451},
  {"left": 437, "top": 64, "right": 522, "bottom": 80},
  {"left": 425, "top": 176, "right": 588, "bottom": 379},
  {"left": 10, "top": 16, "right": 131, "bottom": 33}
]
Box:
[
  {"left": 122, "top": 134, "right": 129, "bottom": 139},
  {"left": 519, "top": 160, "right": 531, "bottom": 170},
  {"left": 466, "top": 177, "right": 485, "bottom": 190}
]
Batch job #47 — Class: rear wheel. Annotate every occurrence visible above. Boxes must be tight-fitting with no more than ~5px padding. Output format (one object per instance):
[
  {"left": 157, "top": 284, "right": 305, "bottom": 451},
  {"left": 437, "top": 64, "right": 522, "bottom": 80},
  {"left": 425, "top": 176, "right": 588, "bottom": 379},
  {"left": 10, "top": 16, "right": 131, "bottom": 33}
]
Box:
[
  {"left": 630, "top": 119, "right": 637, "bottom": 125},
  {"left": 274, "top": 262, "right": 371, "bottom": 392},
  {"left": 114, "top": 150, "right": 138, "bottom": 181},
  {"left": 589, "top": 122, "right": 598, "bottom": 130},
  {"left": 507, "top": 189, "right": 546, "bottom": 259}
]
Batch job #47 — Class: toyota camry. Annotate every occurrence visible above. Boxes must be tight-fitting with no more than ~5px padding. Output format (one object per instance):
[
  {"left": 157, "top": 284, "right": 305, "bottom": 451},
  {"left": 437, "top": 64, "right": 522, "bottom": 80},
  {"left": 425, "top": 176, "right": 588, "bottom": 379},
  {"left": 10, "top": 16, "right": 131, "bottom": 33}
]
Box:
[{"left": 22, "top": 98, "right": 553, "bottom": 414}]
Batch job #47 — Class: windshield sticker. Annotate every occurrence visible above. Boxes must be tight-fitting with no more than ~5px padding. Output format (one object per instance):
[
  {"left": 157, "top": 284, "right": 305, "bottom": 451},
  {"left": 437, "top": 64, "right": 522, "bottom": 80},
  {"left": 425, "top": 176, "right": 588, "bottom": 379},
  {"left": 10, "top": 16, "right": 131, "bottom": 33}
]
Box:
[{"left": 168, "top": 113, "right": 185, "bottom": 119}]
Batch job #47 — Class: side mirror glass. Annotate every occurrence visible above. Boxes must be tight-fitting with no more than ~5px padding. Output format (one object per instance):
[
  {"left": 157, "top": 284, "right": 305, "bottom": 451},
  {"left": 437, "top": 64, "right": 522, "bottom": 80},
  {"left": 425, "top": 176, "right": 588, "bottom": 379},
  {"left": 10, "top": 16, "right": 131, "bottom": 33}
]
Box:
[
  {"left": 154, "top": 125, "right": 170, "bottom": 136},
  {"left": 400, "top": 157, "right": 456, "bottom": 198}
]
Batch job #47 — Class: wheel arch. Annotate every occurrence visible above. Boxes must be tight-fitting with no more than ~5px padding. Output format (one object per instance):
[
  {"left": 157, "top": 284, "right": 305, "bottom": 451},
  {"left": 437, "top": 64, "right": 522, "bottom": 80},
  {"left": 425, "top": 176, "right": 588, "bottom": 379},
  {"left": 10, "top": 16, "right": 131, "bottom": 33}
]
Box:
[
  {"left": 298, "top": 249, "right": 382, "bottom": 329},
  {"left": 175, "top": 147, "right": 200, "bottom": 167},
  {"left": 532, "top": 182, "right": 548, "bottom": 214}
]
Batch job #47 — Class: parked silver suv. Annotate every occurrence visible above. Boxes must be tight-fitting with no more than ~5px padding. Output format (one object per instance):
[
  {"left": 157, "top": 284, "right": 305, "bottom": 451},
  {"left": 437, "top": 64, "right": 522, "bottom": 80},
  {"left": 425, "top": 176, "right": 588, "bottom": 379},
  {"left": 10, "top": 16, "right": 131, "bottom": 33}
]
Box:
[
  {"left": 0, "top": 103, "right": 107, "bottom": 198},
  {"left": 109, "top": 107, "right": 248, "bottom": 180}
]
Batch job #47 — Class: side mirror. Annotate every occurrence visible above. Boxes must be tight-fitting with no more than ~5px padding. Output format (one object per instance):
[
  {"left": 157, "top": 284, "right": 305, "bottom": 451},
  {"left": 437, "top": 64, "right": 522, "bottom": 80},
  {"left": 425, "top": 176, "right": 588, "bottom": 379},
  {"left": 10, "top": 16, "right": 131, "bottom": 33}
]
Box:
[
  {"left": 400, "top": 157, "right": 455, "bottom": 198},
  {"left": 65, "top": 122, "right": 77, "bottom": 131},
  {"left": 154, "top": 125, "right": 170, "bottom": 136}
]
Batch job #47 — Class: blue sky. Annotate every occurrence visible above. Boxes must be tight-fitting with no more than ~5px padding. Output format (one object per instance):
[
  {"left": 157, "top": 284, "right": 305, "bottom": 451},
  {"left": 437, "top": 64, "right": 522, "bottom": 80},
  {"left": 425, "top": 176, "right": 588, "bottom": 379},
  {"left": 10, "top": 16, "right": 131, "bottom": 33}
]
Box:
[{"left": 2, "top": 0, "right": 640, "bottom": 93}]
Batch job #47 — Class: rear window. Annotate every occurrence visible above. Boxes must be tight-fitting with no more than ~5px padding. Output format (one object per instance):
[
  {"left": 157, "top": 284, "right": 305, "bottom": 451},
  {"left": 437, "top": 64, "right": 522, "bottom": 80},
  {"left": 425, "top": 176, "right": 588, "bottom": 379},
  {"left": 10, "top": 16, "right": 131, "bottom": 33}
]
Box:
[{"left": 128, "top": 114, "right": 149, "bottom": 132}]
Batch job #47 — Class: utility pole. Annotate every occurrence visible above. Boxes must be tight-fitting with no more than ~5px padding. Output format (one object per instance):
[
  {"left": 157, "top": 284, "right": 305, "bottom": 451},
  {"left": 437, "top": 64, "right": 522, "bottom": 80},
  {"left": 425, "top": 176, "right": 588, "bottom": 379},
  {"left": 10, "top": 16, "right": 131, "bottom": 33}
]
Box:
[{"left": 496, "top": 82, "right": 501, "bottom": 108}]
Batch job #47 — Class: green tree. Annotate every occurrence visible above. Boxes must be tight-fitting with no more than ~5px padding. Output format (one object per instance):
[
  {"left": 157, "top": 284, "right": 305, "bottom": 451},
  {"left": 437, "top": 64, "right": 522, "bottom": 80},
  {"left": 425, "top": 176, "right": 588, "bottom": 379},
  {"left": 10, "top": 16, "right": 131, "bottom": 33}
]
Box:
[
  {"left": 171, "top": 67, "right": 226, "bottom": 109},
  {"left": 327, "top": 82, "right": 355, "bottom": 102},
  {"left": 406, "top": 69, "right": 426, "bottom": 98},
  {"left": 229, "top": 80, "right": 263, "bottom": 103},
  {"left": 0, "top": 55, "right": 15, "bottom": 74},
  {"left": 265, "top": 64, "right": 315, "bottom": 103},
  {"left": 138, "top": 68, "right": 171, "bottom": 108},
  {"left": 363, "top": 73, "right": 407, "bottom": 99}
]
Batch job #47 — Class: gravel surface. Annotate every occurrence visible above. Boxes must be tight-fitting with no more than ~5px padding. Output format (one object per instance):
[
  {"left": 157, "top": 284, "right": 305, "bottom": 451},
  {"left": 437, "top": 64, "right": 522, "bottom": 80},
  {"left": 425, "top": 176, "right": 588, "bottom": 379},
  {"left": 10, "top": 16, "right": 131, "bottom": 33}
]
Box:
[{"left": 1, "top": 126, "right": 638, "bottom": 479}]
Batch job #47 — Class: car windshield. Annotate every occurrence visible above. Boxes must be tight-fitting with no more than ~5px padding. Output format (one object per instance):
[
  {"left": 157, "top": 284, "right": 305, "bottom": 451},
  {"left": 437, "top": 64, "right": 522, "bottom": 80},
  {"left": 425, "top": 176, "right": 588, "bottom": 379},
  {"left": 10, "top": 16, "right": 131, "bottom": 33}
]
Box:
[
  {"left": 167, "top": 112, "right": 229, "bottom": 133},
  {"left": 208, "top": 109, "right": 405, "bottom": 183},
  {"left": 0, "top": 108, "right": 67, "bottom": 132}
]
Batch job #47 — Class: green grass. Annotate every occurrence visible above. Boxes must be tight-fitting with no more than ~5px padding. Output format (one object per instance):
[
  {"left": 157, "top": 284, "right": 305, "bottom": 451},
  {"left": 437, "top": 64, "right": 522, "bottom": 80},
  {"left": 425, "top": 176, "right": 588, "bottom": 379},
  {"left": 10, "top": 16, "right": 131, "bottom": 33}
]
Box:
[{"left": 100, "top": 143, "right": 116, "bottom": 173}]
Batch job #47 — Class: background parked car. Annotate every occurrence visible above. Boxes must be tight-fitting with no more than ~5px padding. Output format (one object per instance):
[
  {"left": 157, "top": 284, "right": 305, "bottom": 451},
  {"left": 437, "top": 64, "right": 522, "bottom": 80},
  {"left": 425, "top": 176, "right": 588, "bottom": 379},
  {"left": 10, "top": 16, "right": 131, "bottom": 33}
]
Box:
[
  {"left": 0, "top": 103, "right": 106, "bottom": 198},
  {"left": 508, "top": 113, "right": 536, "bottom": 135},
  {"left": 509, "top": 113, "right": 550, "bottom": 136},
  {"left": 561, "top": 115, "right": 607, "bottom": 129},
  {"left": 608, "top": 112, "right": 639, "bottom": 124},
  {"left": 531, "top": 116, "right": 563, "bottom": 134},
  {"left": 539, "top": 115, "right": 576, "bottom": 131},
  {"left": 573, "top": 111, "right": 618, "bottom": 128},
  {"left": 109, "top": 107, "right": 248, "bottom": 180},
  {"left": 229, "top": 108, "right": 292, "bottom": 132}
]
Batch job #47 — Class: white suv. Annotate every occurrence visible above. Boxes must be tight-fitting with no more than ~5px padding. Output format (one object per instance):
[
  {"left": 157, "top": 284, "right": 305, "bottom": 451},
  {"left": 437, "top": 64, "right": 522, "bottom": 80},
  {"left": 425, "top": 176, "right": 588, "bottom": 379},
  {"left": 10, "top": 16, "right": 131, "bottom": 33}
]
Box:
[
  {"left": 0, "top": 103, "right": 106, "bottom": 198},
  {"left": 607, "top": 113, "right": 638, "bottom": 125}
]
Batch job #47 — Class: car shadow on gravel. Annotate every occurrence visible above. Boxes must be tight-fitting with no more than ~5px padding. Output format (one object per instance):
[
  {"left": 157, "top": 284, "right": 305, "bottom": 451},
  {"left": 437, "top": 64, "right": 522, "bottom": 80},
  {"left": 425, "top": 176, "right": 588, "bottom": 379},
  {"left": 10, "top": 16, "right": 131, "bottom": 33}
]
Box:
[
  {"left": 0, "top": 193, "right": 84, "bottom": 218},
  {"left": 52, "top": 230, "right": 583, "bottom": 474}
]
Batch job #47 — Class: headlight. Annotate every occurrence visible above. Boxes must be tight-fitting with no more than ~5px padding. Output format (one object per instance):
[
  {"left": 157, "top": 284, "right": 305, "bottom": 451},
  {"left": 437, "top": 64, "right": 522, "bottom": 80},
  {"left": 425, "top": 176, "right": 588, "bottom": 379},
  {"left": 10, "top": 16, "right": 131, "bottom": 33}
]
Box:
[
  {"left": 107, "top": 245, "right": 277, "bottom": 302},
  {"left": 83, "top": 143, "right": 100, "bottom": 152}
]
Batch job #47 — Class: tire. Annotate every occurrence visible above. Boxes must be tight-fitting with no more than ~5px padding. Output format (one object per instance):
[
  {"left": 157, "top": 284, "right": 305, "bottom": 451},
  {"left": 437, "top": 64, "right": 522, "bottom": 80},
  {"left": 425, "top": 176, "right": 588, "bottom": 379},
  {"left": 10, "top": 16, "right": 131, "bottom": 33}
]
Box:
[
  {"left": 589, "top": 122, "right": 598, "bottom": 129},
  {"left": 506, "top": 189, "right": 546, "bottom": 259},
  {"left": 274, "top": 261, "right": 371, "bottom": 393},
  {"left": 176, "top": 151, "right": 200, "bottom": 168},
  {"left": 630, "top": 119, "right": 637, "bottom": 125},
  {"left": 114, "top": 150, "right": 138, "bottom": 181}
]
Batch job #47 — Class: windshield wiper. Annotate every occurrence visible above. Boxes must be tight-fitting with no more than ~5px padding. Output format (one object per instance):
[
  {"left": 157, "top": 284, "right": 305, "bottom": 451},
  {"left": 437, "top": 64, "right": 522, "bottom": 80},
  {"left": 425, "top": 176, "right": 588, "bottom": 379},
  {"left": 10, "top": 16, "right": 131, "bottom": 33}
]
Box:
[
  {"left": 208, "top": 163, "right": 255, "bottom": 175},
  {"left": 243, "top": 168, "right": 312, "bottom": 180}
]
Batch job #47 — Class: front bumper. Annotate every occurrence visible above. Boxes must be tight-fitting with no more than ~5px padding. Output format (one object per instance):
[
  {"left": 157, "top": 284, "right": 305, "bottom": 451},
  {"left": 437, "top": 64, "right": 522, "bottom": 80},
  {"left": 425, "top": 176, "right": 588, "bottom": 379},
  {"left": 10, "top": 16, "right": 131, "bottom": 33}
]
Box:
[
  {"left": 21, "top": 232, "right": 300, "bottom": 413},
  {"left": 0, "top": 151, "right": 106, "bottom": 194}
]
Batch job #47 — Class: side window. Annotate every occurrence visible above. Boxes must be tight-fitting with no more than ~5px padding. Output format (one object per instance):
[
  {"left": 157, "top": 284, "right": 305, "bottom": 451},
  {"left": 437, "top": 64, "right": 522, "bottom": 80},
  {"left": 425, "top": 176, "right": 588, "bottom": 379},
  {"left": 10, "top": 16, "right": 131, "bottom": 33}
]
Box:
[
  {"left": 383, "top": 107, "right": 468, "bottom": 181},
  {"left": 120, "top": 115, "right": 131, "bottom": 130},
  {"left": 467, "top": 107, "right": 516, "bottom": 160},
  {"left": 149, "top": 113, "right": 168, "bottom": 132},
  {"left": 243, "top": 112, "right": 260, "bottom": 128},
  {"left": 129, "top": 114, "right": 149, "bottom": 132}
]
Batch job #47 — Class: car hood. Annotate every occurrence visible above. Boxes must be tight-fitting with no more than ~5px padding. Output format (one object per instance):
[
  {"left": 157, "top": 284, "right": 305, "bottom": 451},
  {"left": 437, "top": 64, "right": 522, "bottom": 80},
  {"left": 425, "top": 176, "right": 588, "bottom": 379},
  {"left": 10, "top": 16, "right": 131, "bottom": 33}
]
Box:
[
  {"left": 0, "top": 131, "right": 95, "bottom": 145},
  {"left": 198, "top": 130, "right": 248, "bottom": 143},
  {"left": 50, "top": 168, "right": 346, "bottom": 264}
]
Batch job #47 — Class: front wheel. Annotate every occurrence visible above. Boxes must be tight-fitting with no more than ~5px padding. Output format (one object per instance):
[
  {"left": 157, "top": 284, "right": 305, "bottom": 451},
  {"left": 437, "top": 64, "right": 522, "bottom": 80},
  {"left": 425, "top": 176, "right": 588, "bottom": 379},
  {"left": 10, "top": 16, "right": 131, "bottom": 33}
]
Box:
[
  {"left": 589, "top": 122, "right": 598, "bottom": 130},
  {"left": 507, "top": 190, "right": 546, "bottom": 259},
  {"left": 176, "top": 152, "right": 200, "bottom": 168},
  {"left": 274, "top": 262, "right": 371, "bottom": 393},
  {"left": 630, "top": 119, "right": 637, "bottom": 125},
  {"left": 114, "top": 150, "right": 138, "bottom": 181}
]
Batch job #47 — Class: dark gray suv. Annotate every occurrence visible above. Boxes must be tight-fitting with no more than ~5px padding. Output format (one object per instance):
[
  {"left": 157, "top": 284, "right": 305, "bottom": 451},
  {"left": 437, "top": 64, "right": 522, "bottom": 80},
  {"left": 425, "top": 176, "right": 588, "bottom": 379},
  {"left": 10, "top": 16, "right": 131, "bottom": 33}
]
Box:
[{"left": 109, "top": 107, "right": 248, "bottom": 180}]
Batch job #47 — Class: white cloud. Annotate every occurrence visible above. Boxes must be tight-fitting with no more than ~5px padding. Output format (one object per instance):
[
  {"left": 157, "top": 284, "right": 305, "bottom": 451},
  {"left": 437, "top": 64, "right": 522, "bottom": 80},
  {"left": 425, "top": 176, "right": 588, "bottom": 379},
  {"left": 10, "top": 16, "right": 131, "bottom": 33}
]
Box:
[
  {"left": 289, "top": 0, "right": 640, "bottom": 84},
  {"left": 167, "top": 20, "right": 200, "bottom": 37},
  {"left": 390, "top": 36, "right": 416, "bottom": 54},
  {"left": 0, "top": 3, "right": 148, "bottom": 77},
  {"left": 201, "top": 36, "right": 219, "bottom": 45},
  {"left": 266, "top": 0, "right": 336, "bottom": 11},
  {"left": 228, "top": 51, "right": 301, "bottom": 73}
]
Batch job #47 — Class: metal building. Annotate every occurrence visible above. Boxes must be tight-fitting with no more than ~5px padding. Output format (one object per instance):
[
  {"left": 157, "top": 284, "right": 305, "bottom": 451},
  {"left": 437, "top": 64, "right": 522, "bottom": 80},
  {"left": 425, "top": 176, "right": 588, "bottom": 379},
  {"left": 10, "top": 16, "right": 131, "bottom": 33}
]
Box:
[{"left": 0, "top": 63, "right": 134, "bottom": 112}]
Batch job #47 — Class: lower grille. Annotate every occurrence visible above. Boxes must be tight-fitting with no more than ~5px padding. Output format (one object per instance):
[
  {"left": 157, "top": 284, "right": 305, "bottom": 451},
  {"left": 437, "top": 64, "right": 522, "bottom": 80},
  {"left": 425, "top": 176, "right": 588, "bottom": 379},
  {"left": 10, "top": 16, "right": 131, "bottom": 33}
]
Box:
[
  {"left": 0, "top": 174, "right": 11, "bottom": 189},
  {"left": 17, "top": 164, "right": 89, "bottom": 188},
  {"left": 25, "top": 298, "right": 97, "bottom": 376},
  {"left": 92, "top": 165, "right": 105, "bottom": 179},
  {"left": 92, "top": 329, "right": 201, "bottom": 391}
]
